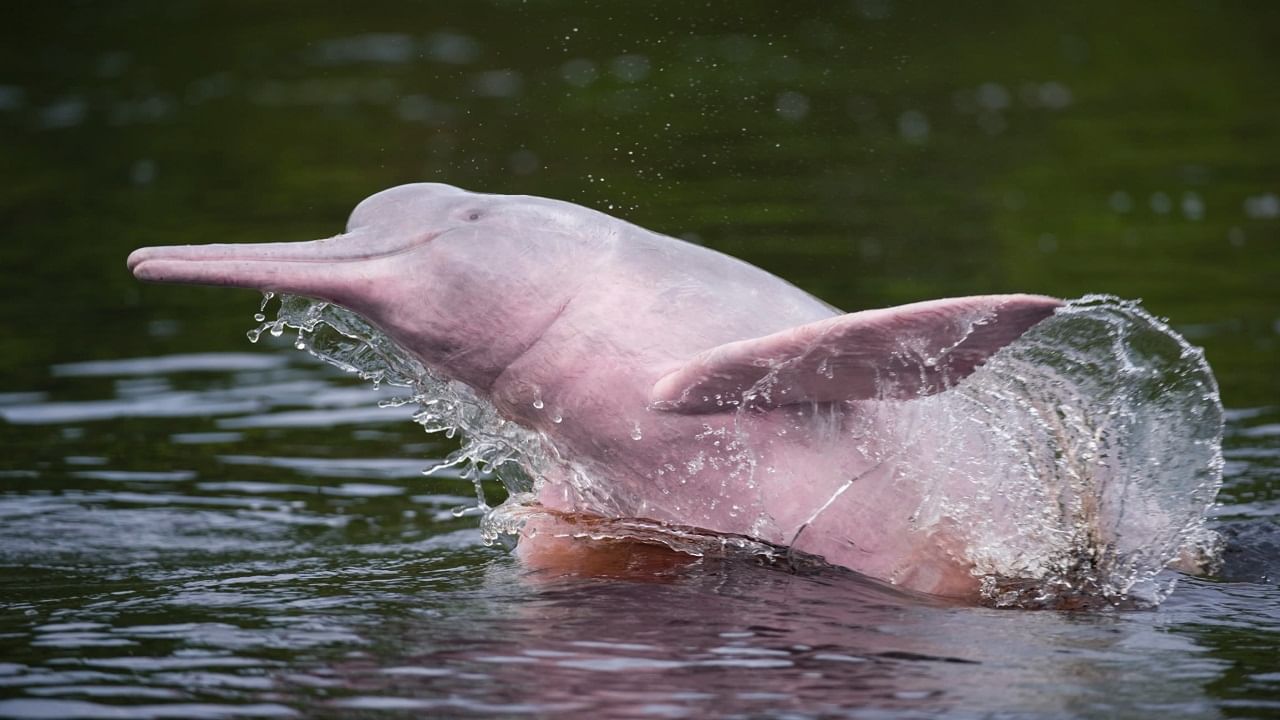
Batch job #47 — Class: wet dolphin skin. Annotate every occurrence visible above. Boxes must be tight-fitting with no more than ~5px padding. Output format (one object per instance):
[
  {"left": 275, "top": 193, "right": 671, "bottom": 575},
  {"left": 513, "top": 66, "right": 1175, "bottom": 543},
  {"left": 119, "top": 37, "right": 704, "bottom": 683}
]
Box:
[{"left": 132, "top": 183, "right": 1219, "bottom": 604}]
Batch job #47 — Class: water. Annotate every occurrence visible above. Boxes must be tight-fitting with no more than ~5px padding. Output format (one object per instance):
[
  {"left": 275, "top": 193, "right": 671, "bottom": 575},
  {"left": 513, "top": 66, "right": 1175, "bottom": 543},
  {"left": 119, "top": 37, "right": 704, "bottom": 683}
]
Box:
[
  {"left": 0, "top": 346, "right": 1277, "bottom": 717},
  {"left": 3, "top": 2, "right": 1279, "bottom": 717},
  {"left": 887, "top": 296, "right": 1224, "bottom": 606},
  {"left": 261, "top": 291, "right": 1221, "bottom": 609}
]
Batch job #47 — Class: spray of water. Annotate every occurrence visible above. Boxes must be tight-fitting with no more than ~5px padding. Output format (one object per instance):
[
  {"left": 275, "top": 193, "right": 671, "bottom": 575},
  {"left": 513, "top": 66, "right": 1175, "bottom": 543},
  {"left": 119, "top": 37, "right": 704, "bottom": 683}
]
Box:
[
  {"left": 248, "top": 293, "right": 615, "bottom": 544},
  {"left": 250, "top": 293, "right": 1223, "bottom": 608},
  {"left": 895, "top": 296, "right": 1223, "bottom": 606}
]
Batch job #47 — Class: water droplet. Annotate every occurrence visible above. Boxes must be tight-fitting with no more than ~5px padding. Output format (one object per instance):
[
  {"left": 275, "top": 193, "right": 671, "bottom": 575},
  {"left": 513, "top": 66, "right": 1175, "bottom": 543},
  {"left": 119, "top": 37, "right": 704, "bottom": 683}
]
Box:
[
  {"left": 817, "top": 357, "right": 835, "bottom": 379},
  {"left": 775, "top": 90, "right": 810, "bottom": 121},
  {"left": 532, "top": 398, "right": 544, "bottom": 410},
  {"left": 253, "top": 312, "right": 266, "bottom": 322}
]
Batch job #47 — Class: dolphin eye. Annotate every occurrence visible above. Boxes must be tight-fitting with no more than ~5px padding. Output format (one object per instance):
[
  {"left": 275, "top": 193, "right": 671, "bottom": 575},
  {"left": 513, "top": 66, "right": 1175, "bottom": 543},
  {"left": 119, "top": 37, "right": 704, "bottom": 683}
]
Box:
[{"left": 465, "top": 210, "right": 483, "bottom": 222}]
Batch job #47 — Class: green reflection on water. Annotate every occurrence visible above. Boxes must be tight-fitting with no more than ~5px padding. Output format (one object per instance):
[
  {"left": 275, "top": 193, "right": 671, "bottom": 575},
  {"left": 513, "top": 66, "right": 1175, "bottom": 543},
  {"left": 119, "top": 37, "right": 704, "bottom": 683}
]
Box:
[{"left": 0, "top": 1, "right": 1275, "bottom": 401}]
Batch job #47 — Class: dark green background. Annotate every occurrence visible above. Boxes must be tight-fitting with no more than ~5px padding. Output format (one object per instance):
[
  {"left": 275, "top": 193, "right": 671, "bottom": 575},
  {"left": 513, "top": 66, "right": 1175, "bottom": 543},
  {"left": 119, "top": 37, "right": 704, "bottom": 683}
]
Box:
[{"left": 2, "top": 1, "right": 1276, "bottom": 402}]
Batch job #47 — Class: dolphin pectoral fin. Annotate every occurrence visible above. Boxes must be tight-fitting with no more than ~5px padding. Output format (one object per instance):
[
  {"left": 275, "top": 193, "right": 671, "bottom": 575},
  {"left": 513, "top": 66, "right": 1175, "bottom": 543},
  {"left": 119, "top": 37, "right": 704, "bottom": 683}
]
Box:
[{"left": 650, "top": 294, "right": 1062, "bottom": 414}]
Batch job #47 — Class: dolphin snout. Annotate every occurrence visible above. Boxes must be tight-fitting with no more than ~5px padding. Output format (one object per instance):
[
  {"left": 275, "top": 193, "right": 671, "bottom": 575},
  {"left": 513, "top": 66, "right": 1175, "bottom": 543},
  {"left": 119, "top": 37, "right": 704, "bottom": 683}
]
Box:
[
  {"left": 124, "top": 228, "right": 444, "bottom": 300},
  {"left": 126, "top": 247, "right": 146, "bottom": 273},
  {"left": 127, "top": 246, "right": 186, "bottom": 276}
]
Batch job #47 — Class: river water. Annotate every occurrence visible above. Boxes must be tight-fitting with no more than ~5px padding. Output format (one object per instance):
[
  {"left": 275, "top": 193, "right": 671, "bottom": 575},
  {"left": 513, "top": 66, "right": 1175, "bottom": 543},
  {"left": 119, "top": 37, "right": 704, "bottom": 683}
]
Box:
[
  {"left": 2, "top": 2, "right": 1278, "bottom": 718},
  {"left": 1, "top": 351, "right": 1278, "bottom": 717}
]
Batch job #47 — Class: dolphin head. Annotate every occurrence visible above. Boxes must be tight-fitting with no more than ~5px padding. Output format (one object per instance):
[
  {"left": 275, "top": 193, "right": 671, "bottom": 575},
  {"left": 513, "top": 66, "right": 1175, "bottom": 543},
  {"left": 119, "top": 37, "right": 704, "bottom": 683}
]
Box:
[{"left": 128, "top": 183, "right": 609, "bottom": 389}]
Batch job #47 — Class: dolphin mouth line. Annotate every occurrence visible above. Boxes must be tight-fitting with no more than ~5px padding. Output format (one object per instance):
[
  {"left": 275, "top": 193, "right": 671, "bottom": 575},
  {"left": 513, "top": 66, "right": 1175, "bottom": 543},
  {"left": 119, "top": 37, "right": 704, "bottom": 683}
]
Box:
[
  {"left": 127, "top": 229, "right": 447, "bottom": 275},
  {"left": 127, "top": 229, "right": 453, "bottom": 296}
]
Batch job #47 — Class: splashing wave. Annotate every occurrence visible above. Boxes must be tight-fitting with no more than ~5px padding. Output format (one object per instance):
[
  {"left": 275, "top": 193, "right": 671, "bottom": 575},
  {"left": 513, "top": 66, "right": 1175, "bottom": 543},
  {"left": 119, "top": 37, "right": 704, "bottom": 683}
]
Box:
[
  {"left": 252, "top": 294, "right": 1223, "bottom": 608},
  {"left": 898, "top": 295, "right": 1223, "bottom": 606}
]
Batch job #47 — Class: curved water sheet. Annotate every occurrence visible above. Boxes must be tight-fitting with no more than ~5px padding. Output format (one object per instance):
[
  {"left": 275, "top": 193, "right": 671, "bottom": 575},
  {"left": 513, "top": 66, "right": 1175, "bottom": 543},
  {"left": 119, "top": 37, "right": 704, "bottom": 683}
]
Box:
[
  {"left": 249, "top": 294, "right": 595, "bottom": 527},
  {"left": 254, "top": 293, "right": 1223, "bottom": 609},
  {"left": 861, "top": 295, "right": 1223, "bottom": 607}
]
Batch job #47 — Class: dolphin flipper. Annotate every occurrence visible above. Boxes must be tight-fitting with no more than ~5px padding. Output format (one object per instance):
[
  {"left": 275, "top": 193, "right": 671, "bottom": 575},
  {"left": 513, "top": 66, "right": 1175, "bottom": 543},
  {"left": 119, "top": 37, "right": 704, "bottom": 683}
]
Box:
[{"left": 650, "top": 294, "right": 1062, "bottom": 414}]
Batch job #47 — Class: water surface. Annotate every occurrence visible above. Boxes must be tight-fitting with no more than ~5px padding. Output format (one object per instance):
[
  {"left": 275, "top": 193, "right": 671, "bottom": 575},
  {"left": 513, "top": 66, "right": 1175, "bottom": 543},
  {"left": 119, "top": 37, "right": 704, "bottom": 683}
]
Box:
[{"left": 2, "top": 2, "right": 1278, "bottom": 717}]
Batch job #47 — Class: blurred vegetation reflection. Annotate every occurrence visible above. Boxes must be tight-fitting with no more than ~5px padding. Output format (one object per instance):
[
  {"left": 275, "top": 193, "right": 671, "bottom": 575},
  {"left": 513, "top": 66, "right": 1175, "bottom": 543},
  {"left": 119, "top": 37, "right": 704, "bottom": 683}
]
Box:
[{"left": 0, "top": 1, "right": 1276, "bottom": 397}]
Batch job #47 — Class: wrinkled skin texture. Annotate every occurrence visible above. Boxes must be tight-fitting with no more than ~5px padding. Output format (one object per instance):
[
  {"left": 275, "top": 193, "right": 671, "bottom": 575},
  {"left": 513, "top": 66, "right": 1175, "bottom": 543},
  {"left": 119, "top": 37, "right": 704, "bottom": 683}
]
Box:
[{"left": 129, "top": 183, "right": 1061, "bottom": 600}]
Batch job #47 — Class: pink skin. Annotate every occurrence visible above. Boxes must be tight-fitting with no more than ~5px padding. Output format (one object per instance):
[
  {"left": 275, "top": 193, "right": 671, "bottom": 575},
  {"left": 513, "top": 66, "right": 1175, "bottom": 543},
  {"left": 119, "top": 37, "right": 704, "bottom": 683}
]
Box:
[{"left": 129, "top": 183, "right": 1061, "bottom": 600}]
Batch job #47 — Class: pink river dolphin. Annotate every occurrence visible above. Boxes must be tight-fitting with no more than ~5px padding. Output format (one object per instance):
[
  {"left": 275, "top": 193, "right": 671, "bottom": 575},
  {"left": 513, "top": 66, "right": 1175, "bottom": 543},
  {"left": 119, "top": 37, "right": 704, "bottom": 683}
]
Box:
[{"left": 128, "top": 183, "right": 1081, "bottom": 602}]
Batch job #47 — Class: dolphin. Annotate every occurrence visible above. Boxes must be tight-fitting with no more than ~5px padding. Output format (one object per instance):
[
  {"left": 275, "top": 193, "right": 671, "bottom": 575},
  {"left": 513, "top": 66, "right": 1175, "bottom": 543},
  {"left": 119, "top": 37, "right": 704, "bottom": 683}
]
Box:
[{"left": 129, "top": 183, "right": 1071, "bottom": 600}]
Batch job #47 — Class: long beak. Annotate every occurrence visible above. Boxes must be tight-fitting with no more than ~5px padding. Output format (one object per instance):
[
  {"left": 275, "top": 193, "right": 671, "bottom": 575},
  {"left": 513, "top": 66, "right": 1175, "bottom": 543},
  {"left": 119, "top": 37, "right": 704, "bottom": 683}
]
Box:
[{"left": 127, "top": 230, "right": 434, "bottom": 300}]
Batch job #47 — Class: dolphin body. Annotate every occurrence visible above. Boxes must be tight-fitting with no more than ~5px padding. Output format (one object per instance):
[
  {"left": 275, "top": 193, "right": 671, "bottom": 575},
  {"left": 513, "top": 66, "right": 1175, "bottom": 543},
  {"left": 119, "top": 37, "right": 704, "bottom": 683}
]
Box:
[{"left": 130, "top": 183, "right": 1070, "bottom": 600}]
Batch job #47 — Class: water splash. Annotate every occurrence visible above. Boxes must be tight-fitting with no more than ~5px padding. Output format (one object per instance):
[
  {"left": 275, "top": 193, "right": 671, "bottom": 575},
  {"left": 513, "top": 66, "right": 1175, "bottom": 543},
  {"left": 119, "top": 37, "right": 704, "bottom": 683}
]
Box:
[
  {"left": 251, "top": 293, "right": 1222, "bottom": 608},
  {"left": 890, "top": 295, "right": 1223, "bottom": 607},
  {"left": 248, "top": 294, "right": 576, "bottom": 541}
]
